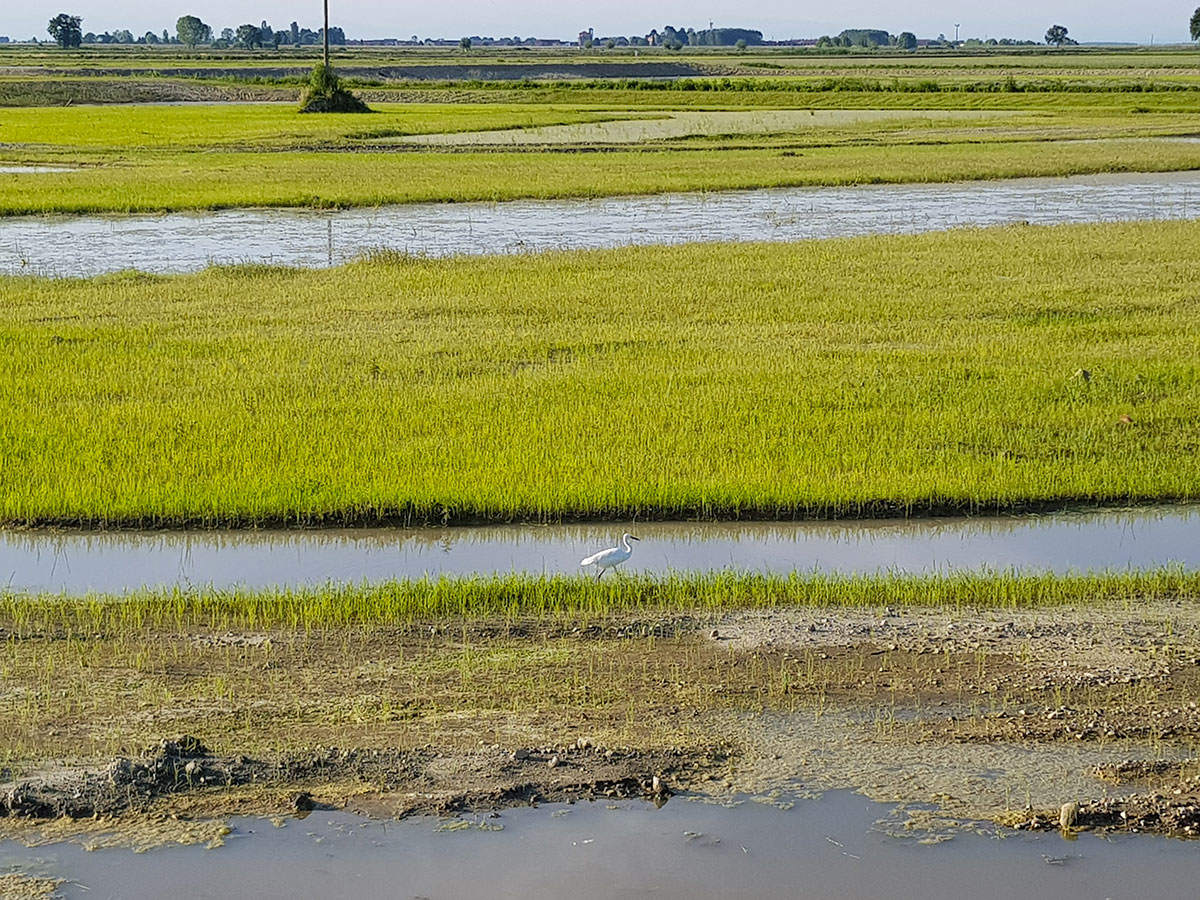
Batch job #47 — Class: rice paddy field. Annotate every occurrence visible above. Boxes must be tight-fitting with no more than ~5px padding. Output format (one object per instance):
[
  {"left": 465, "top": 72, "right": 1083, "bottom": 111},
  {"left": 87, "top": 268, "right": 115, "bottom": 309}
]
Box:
[
  {"left": 5, "top": 46, "right": 1200, "bottom": 851},
  {"left": 2, "top": 221, "right": 1199, "bottom": 526},
  {"left": 4, "top": 45, "right": 1200, "bottom": 214}
]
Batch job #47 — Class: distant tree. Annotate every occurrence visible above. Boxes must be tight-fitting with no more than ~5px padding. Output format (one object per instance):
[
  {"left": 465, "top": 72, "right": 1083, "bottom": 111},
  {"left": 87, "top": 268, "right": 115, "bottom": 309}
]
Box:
[
  {"left": 144, "top": 31, "right": 159, "bottom": 44},
  {"left": 1191, "top": 7, "right": 1200, "bottom": 42},
  {"left": 163, "top": 29, "right": 171, "bottom": 44},
  {"left": 175, "top": 15, "right": 211, "bottom": 47},
  {"left": 221, "top": 27, "right": 234, "bottom": 42},
  {"left": 839, "top": 28, "right": 890, "bottom": 48},
  {"left": 290, "top": 21, "right": 300, "bottom": 45},
  {"left": 47, "top": 13, "right": 82, "bottom": 48},
  {"left": 113, "top": 29, "right": 134, "bottom": 44},
  {"left": 735, "top": 38, "right": 747, "bottom": 51},
  {"left": 897, "top": 31, "right": 917, "bottom": 50},
  {"left": 1045, "top": 24, "right": 1070, "bottom": 46},
  {"left": 235, "top": 24, "right": 262, "bottom": 49},
  {"left": 605, "top": 38, "right": 615, "bottom": 49},
  {"left": 259, "top": 20, "right": 274, "bottom": 44},
  {"left": 459, "top": 36, "right": 471, "bottom": 51}
]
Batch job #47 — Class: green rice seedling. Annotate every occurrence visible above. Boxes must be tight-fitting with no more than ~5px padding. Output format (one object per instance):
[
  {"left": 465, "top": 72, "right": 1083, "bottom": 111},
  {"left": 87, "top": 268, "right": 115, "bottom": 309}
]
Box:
[
  {"left": 1, "top": 221, "right": 1199, "bottom": 524},
  {"left": 3, "top": 569, "right": 1199, "bottom": 634},
  {"left": 4, "top": 135, "right": 1199, "bottom": 216}
]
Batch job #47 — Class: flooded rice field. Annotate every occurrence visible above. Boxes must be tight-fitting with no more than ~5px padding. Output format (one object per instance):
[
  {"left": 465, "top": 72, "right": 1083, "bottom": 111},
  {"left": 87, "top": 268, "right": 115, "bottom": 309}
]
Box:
[
  {"left": 3, "top": 505, "right": 1196, "bottom": 594},
  {"left": 0, "top": 166, "right": 80, "bottom": 174},
  {"left": 392, "top": 109, "right": 1015, "bottom": 145},
  {"left": 6, "top": 792, "right": 1200, "bottom": 900},
  {"left": 2, "top": 171, "right": 1199, "bottom": 277}
]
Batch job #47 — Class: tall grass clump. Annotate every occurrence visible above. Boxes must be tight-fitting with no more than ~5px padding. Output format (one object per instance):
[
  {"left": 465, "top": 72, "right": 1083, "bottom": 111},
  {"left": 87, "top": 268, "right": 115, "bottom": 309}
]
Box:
[{"left": 298, "top": 62, "right": 370, "bottom": 114}]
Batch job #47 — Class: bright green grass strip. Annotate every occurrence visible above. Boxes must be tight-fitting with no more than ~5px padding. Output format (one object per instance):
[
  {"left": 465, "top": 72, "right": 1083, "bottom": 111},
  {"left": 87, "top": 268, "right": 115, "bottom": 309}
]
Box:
[
  {"left": 3, "top": 570, "right": 1197, "bottom": 631},
  {"left": 1, "top": 221, "right": 1199, "bottom": 525},
  {"left": 0, "top": 103, "right": 636, "bottom": 150},
  {"left": 4, "top": 139, "right": 1200, "bottom": 215}
]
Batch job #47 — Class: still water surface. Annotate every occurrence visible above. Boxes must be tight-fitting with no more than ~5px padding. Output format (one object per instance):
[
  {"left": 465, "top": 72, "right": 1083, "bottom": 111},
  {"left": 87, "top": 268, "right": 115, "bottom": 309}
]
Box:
[
  {"left": 2, "top": 171, "right": 1198, "bottom": 277},
  {"left": 5, "top": 792, "right": 1198, "bottom": 900},
  {"left": 3, "top": 505, "right": 1196, "bottom": 594}
]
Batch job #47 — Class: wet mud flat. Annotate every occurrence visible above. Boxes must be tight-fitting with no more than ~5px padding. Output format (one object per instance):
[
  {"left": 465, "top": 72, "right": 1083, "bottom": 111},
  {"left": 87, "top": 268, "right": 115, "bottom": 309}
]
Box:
[
  {"left": 5, "top": 600, "right": 1200, "bottom": 848},
  {"left": 1, "top": 736, "right": 701, "bottom": 823}
]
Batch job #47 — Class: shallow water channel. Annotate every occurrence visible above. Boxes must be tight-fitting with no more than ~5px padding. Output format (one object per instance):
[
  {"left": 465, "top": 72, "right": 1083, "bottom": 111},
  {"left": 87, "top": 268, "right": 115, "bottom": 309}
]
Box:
[
  {"left": 5, "top": 792, "right": 1198, "bottom": 900},
  {"left": 3, "top": 171, "right": 1200, "bottom": 277},
  {"left": 4, "top": 505, "right": 1197, "bottom": 594}
]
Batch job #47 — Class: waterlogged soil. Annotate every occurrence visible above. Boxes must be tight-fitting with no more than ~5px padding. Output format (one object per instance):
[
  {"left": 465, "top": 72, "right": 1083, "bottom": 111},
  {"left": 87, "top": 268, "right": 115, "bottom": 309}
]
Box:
[
  {"left": 0, "top": 736, "right": 696, "bottom": 824},
  {"left": 392, "top": 109, "right": 1015, "bottom": 146},
  {"left": 4, "top": 601, "right": 1200, "bottom": 844}
]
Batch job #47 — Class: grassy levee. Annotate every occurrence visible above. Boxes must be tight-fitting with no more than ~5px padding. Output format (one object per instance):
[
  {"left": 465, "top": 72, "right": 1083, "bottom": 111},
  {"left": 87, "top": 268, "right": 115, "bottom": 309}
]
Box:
[
  {"left": 1, "top": 220, "right": 1198, "bottom": 527},
  {"left": 2, "top": 571, "right": 1200, "bottom": 633},
  {"left": 4, "top": 140, "right": 1200, "bottom": 216},
  {"left": 3, "top": 570, "right": 1199, "bottom": 632},
  {"left": 3, "top": 97, "right": 1200, "bottom": 215}
]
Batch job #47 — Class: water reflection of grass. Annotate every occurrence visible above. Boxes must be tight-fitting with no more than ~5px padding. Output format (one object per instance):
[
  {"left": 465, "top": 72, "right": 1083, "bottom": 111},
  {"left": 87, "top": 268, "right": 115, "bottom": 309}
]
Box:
[{"left": 1, "top": 220, "right": 1198, "bottom": 525}]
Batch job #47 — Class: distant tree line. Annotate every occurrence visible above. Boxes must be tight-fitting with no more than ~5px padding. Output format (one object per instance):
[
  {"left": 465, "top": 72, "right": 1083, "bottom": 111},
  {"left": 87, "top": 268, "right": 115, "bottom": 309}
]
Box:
[
  {"left": 40, "top": 11, "right": 1200, "bottom": 52},
  {"left": 45, "top": 12, "right": 346, "bottom": 49},
  {"left": 647, "top": 26, "right": 763, "bottom": 49},
  {"left": 813, "top": 28, "right": 1037, "bottom": 49}
]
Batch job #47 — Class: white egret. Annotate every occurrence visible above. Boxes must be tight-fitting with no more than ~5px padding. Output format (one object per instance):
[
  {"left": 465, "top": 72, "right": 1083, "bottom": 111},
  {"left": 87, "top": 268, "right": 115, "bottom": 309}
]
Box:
[{"left": 580, "top": 533, "right": 640, "bottom": 580}]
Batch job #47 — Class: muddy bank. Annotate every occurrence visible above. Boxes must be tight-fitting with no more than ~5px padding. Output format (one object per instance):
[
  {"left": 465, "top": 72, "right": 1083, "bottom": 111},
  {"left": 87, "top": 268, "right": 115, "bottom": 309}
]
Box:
[
  {"left": 6, "top": 600, "right": 1200, "bottom": 841},
  {"left": 0, "top": 79, "right": 295, "bottom": 107},
  {"left": 1, "top": 735, "right": 718, "bottom": 823},
  {"left": 0, "top": 63, "right": 706, "bottom": 83}
]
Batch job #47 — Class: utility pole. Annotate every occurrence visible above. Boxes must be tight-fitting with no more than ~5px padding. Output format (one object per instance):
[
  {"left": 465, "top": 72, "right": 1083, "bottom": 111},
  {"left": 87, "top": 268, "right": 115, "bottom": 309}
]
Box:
[
  {"left": 954, "top": 23, "right": 960, "bottom": 43},
  {"left": 323, "top": 0, "right": 329, "bottom": 67}
]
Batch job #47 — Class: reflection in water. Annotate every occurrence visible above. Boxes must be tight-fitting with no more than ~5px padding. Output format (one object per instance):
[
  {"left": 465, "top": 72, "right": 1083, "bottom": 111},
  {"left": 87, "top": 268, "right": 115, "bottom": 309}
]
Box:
[
  {"left": 0, "top": 505, "right": 1197, "bottom": 595},
  {"left": 2, "top": 171, "right": 1200, "bottom": 277},
  {"left": 9, "top": 792, "right": 1200, "bottom": 900}
]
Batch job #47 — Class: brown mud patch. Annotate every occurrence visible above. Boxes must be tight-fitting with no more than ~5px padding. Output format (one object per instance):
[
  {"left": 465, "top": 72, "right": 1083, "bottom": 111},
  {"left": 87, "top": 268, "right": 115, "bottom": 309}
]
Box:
[
  {"left": 0, "top": 79, "right": 294, "bottom": 107},
  {"left": 5, "top": 601, "right": 1200, "bottom": 841},
  {"left": 1, "top": 735, "right": 719, "bottom": 827}
]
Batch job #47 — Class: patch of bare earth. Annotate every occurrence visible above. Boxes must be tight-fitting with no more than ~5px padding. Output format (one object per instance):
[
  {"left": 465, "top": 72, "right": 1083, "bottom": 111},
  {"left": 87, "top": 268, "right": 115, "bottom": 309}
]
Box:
[{"left": 4, "top": 601, "right": 1200, "bottom": 840}]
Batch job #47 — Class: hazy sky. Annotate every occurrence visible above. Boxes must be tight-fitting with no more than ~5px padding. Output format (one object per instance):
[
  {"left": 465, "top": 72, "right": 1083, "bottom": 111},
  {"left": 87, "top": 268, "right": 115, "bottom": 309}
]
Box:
[{"left": 8, "top": 1, "right": 1196, "bottom": 44}]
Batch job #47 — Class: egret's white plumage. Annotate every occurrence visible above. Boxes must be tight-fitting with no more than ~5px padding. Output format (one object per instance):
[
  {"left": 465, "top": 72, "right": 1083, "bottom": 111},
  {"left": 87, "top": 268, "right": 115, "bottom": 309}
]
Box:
[{"left": 580, "top": 532, "right": 640, "bottom": 579}]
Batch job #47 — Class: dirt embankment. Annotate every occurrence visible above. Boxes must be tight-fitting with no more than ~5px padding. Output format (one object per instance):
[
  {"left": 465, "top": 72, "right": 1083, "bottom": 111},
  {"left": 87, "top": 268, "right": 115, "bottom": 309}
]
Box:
[
  {"left": 0, "top": 79, "right": 295, "bottom": 106},
  {"left": 1, "top": 735, "right": 723, "bottom": 823}
]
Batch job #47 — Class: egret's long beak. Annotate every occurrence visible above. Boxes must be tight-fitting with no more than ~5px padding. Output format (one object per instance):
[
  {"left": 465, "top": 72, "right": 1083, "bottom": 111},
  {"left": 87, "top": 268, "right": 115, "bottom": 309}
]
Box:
[{"left": 629, "top": 535, "right": 641, "bottom": 541}]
